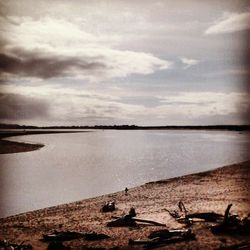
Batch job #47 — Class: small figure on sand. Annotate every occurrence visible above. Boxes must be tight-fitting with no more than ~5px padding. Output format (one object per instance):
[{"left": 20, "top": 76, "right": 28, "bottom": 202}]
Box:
[{"left": 125, "top": 187, "right": 128, "bottom": 195}]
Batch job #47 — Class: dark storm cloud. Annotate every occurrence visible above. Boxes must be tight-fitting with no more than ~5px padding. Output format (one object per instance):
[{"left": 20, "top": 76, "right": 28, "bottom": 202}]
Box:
[
  {"left": 0, "top": 93, "right": 49, "bottom": 120},
  {"left": 0, "top": 51, "right": 106, "bottom": 79}
]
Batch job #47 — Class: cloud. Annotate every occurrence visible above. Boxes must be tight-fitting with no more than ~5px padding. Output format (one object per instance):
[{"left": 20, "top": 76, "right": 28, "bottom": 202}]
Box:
[
  {"left": 0, "top": 93, "right": 49, "bottom": 120},
  {"left": 159, "top": 92, "right": 250, "bottom": 117},
  {"left": 0, "top": 84, "right": 141, "bottom": 125},
  {"left": 180, "top": 57, "right": 199, "bottom": 69},
  {"left": 0, "top": 52, "right": 106, "bottom": 79},
  {"left": 205, "top": 12, "right": 250, "bottom": 35},
  {"left": 1, "top": 83, "right": 249, "bottom": 126},
  {"left": 0, "top": 16, "right": 172, "bottom": 81}
]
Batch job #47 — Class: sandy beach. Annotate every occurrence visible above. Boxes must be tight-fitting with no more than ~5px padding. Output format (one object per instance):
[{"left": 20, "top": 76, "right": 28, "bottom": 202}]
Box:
[
  {"left": 1, "top": 0, "right": 250, "bottom": 249},
  {"left": 0, "top": 160, "right": 249, "bottom": 249}
]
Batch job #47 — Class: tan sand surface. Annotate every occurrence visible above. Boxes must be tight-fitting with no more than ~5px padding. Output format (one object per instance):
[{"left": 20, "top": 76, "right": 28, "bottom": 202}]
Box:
[{"left": 0, "top": 161, "right": 249, "bottom": 249}]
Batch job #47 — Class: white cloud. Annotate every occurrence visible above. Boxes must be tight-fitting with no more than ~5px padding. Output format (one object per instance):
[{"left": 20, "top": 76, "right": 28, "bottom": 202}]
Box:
[
  {"left": 0, "top": 83, "right": 145, "bottom": 124},
  {"left": 180, "top": 57, "right": 199, "bottom": 69},
  {"left": 1, "top": 16, "right": 172, "bottom": 81},
  {"left": 159, "top": 92, "right": 250, "bottom": 117},
  {"left": 205, "top": 12, "right": 250, "bottom": 35},
  {"left": 1, "top": 83, "right": 249, "bottom": 125}
]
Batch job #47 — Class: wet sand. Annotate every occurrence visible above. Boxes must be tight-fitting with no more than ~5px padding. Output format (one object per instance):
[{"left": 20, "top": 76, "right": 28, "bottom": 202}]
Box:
[{"left": 0, "top": 161, "right": 249, "bottom": 249}]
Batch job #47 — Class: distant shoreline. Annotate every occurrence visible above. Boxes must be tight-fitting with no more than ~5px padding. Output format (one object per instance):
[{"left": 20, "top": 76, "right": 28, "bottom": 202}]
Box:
[{"left": 1, "top": 124, "right": 250, "bottom": 131}]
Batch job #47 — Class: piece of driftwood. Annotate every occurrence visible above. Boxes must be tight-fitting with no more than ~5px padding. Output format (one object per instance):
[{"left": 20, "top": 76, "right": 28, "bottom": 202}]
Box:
[
  {"left": 47, "top": 241, "right": 71, "bottom": 250},
  {"left": 132, "top": 218, "right": 165, "bottom": 226},
  {"left": 129, "top": 239, "right": 155, "bottom": 245},
  {"left": 0, "top": 240, "right": 33, "bottom": 250},
  {"left": 178, "top": 201, "right": 187, "bottom": 216},
  {"left": 101, "top": 201, "right": 115, "bottom": 212},
  {"left": 212, "top": 216, "right": 250, "bottom": 234},
  {"left": 42, "top": 231, "right": 83, "bottom": 242},
  {"left": 111, "top": 207, "right": 136, "bottom": 220},
  {"left": 107, "top": 208, "right": 165, "bottom": 227},
  {"left": 83, "top": 233, "right": 110, "bottom": 241},
  {"left": 167, "top": 201, "right": 225, "bottom": 225},
  {"left": 107, "top": 215, "right": 137, "bottom": 227},
  {"left": 211, "top": 204, "right": 250, "bottom": 235},
  {"left": 42, "top": 231, "right": 110, "bottom": 242},
  {"left": 166, "top": 201, "right": 187, "bottom": 221},
  {"left": 175, "top": 213, "right": 224, "bottom": 224},
  {"left": 129, "top": 228, "right": 195, "bottom": 249},
  {"left": 166, "top": 201, "right": 187, "bottom": 219},
  {"left": 107, "top": 215, "right": 165, "bottom": 227},
  {"left": 186, "top": 212, "right": 224, "bottom": 222},
  {"left": 148, "top": 229, "right": 191, "bottom": 239},
  {"left": 220, "top": 204, "right": 233, "bottom": 226},
  {"left": 144, "top": 234, "right": 195, "bottom": 249},
  {"left": 166, "top": 209, "right": 180, "bottom": 219},
  {"left": 129, "top": 207, "right": 136, "bottom": 217}
]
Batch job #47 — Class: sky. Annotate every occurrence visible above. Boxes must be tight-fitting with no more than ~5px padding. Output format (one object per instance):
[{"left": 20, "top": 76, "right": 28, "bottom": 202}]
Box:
[{"left": 0, "top": 0, "right": 249, "bottom": 126}]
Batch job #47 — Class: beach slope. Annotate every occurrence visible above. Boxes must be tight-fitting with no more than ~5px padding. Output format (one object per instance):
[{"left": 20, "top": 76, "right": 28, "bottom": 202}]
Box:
[{"left": 0, "top": 161, "right": 249, "bottom": 249}]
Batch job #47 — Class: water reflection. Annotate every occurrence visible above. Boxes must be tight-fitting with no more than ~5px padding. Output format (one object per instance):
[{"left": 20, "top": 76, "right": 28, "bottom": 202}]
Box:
[{"left": 0, "top": 130, "right": 249, "bottom": 218}]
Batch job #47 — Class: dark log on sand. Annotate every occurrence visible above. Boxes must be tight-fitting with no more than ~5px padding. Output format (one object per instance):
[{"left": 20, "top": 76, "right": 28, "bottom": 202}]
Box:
[
  {"left": 211, "top": 204, "right": 250, "bottom": 235},
  {"left": 42, "top": 231, "right": 110, "bottom": 242},
  {"left": 107, "top": 216, "right": 165, "bottom": 227},
  {"left": 148, "top": 229, "right": 191, "bottom": 239},
  {"left": 129, "top": 228, "right": 195, "bottom": 249}
]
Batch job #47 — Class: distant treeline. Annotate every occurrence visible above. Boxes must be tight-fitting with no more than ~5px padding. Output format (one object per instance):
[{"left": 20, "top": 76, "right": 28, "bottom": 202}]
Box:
[{"left": 0, "top": 124, "right": 250, "bottom": 131}]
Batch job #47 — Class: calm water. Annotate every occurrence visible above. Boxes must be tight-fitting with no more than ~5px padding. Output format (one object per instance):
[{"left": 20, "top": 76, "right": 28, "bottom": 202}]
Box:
[{"left": 0, "top": 130, "right": 249, "bottom": 218}]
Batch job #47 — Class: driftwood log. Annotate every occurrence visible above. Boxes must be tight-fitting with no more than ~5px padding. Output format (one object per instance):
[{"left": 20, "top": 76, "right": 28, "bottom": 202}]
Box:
[
  {"left": 129, "top": 228, "right": 195, "bottom": 249},
  {"left": 83, "top": 233, "right": 110, "bottom": 241},
  {"left": 42, "top": 231, "right": 83, "bottom": 242},
  {"left": 107, "top": 208, "right": 165, "bottom": 227},
  {"left": 107, "top": 215, "right": 138, "bottom": 227},
  {"left": 148, "top": 229, "right": 191, "bottom": 239},
  {"left": 211, "top": 204, "right": 250, "bottom": 234},
  {"left": 107, "top": 216, "right": 165, "bottom": 227},
  {"left": 167, "top": 201, "right": 225, "bottom": 225},
  {"left": 42, "top": 231, "right": 110, "bottom": 242},
  {"left": 47, "top": 241, "right": 70, "bottom": 250},
  {"left": 0, "top": 240, "right": 33, "bottom": 250}
]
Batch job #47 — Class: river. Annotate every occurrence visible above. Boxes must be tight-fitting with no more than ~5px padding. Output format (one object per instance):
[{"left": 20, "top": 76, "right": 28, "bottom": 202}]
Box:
[{"left": 0, "top": 129, "right": 249, "bottom": 218}]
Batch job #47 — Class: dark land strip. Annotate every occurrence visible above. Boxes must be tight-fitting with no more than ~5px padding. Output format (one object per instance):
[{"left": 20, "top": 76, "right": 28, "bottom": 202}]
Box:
[{"left": 0, "top": 130, "right": 87, "bottom": 154}]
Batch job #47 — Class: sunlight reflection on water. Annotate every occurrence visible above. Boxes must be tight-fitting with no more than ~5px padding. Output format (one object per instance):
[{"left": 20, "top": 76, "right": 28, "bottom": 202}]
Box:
[{"left": 0, "top": 130, "right": 249, "bottom": 217}]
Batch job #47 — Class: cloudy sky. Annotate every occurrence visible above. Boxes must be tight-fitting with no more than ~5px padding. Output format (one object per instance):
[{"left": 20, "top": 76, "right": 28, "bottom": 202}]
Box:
[{"left": 0, "top": 0, "right": 249, "bottom": 126}]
